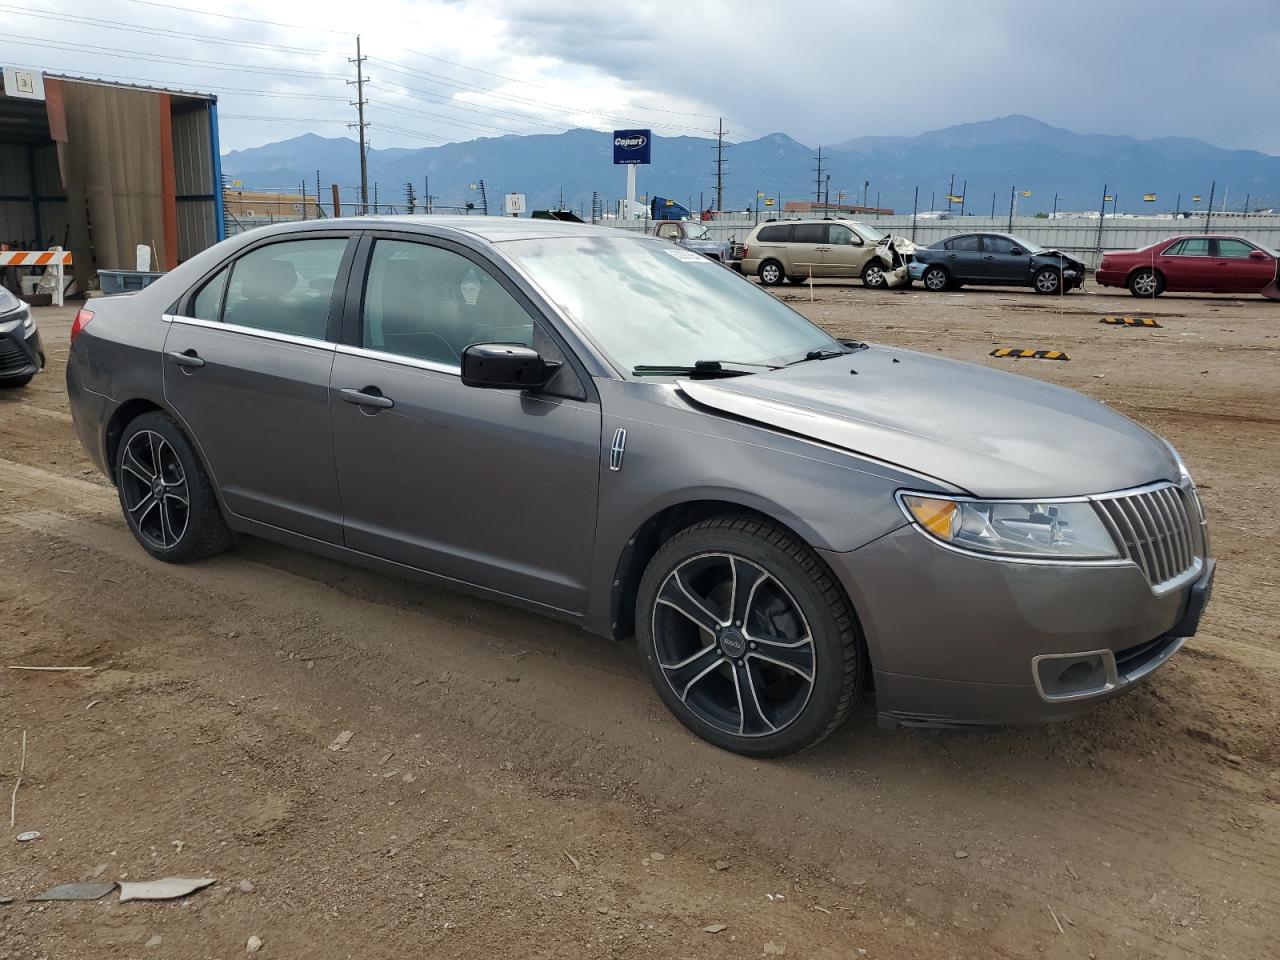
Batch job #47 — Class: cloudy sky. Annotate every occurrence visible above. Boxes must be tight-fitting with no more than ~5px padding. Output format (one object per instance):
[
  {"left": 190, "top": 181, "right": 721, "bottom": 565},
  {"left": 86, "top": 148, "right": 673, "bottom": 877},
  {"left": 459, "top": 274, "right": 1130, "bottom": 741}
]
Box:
[{"left": 4, "top": 0, "right": 1278, "bottom": 155}]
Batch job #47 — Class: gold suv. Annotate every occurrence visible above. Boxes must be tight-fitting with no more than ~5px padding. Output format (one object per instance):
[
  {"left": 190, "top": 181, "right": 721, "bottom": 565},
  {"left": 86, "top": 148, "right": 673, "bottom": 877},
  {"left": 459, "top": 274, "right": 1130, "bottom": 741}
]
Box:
[{"left": 740, "top": 218, "right": 890, "bottom": 287}]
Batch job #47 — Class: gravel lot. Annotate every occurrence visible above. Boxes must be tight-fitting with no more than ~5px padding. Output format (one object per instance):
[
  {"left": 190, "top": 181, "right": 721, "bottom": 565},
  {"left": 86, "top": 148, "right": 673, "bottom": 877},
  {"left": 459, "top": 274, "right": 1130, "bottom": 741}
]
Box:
[{"left": 2, "top": 283, "right": 1277, "bottom": 959}]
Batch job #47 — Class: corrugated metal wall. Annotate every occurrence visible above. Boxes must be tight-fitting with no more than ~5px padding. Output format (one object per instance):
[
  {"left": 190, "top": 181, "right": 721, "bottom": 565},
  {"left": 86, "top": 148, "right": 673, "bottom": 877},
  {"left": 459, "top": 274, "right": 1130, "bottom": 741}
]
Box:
[
  {"left": 171, "top": 100, "right": 218, "bottom": 262},
  {"left": 0, "top": 141, "right": 66, "bottom": 247}
]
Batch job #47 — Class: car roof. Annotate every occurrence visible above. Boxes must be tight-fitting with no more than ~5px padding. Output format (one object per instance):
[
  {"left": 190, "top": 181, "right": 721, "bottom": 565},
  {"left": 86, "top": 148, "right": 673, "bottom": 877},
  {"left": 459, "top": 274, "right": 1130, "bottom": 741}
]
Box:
[{"left": 249, "top": 215, "right": 637, "bottom": 244}]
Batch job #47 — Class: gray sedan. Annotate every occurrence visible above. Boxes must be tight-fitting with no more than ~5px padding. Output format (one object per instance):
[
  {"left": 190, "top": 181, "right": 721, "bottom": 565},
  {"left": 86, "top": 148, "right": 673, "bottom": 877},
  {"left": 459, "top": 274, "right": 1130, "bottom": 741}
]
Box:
[{"left": 66, "top": 217, "right": 1214, "bottom": 757}]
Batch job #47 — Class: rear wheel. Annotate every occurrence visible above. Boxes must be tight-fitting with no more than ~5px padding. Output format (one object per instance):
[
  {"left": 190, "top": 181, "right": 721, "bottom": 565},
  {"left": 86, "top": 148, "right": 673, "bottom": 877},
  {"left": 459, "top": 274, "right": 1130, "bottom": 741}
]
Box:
[
  {"left": 1129, "top": 268, "right": 1164, "bottom": 298},
  {"left": 0, "top": 374, "right": 34, "bottom": 389},
  {"left": 116, "top": 411, "right": 233, "bottom": 563},
  {"left": 757, "top": 260, "right": 784, "bottom": 286},
  {"left": 637, "top": 516, "right": 867, "bottom": 757},
  {"left": 922, "top": 265, "right": 950, "bottom": 291},
  {"left": 862, "top": 260, "right": 890, "bottom": 289},
  {"left": 1033, "top": 266, "right": 1063, "bottom": 294}
]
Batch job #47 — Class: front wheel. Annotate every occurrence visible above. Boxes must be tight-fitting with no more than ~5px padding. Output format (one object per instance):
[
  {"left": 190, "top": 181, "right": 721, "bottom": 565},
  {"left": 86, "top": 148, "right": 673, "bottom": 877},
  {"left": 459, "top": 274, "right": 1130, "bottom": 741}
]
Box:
[
  {"left": 1129, "top": 268, "right": 1164, "bottom": 298},
  {"left": 0, "top": 374, "right": 34, "bottom": 389},
  {"left": 637, "top": 516, "right": 867, "bottom": 757},
  {"left": 116, "top": 411, "right": 234, "bottom": 563},
  {"left": 921, "top": 265, "right": 949, "bottom": 291},
  {"left": 1033, "top": 266, "right": 1063, "bottom": 294},
  {"left": 862, "top": 260, "right": 890, "bottom": 289},
  {"left": 757, "top": 260, "right": 784, "bottom": 286}
]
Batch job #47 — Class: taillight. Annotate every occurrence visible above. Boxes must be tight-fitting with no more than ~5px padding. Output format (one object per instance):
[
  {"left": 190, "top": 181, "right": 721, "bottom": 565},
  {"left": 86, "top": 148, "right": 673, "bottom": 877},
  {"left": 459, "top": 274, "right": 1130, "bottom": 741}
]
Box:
[
  {"left": 741, "top": 244, "right": 749, "bottom": 259},
  {"left": 1099, "top": 258, "right": 1110, "bottom": 270},
  {"left": 70, "top": 307, "right": 94, "bottom": 344}
]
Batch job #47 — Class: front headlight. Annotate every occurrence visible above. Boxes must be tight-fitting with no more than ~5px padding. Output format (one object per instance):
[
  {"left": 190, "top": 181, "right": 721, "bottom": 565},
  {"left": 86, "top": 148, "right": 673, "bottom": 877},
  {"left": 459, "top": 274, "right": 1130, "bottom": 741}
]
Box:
[
  {"left": 22, "top": 308, "right": 35, "bottom": 334},
  {"left": 899, "top": 493, "right": 1120, "bottom": 560}
]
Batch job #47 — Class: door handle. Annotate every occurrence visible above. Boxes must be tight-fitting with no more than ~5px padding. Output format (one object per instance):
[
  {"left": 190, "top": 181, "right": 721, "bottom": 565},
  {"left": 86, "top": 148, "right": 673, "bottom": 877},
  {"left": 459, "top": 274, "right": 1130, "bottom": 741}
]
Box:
[
  {"left": 166, "top": 350, "right": 205, "bottom": 369},
  {"left": 340, "top": 387, "right": 394, "bottom": 410},
  {"left": 983, "top": 255, "right": 994, "bottom": 260}
]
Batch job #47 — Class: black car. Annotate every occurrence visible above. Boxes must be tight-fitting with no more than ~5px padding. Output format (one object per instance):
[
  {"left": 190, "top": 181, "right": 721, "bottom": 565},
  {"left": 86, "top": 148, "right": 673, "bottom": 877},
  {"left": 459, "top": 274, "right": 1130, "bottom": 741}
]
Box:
[
  {"left": 0, "top": 286, "right": 44, "bottom": 387},
  {"left": 909, "top": 233, "right": 1085, "bottom": 294}
]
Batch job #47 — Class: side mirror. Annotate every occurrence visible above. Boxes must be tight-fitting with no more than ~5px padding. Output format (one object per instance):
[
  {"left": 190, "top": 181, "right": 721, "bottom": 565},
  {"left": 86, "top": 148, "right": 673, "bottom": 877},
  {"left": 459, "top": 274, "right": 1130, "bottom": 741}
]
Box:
[
  {"left": 1249, "top": 249, "right": 1267, "bottom": 260},
  {"left": 850, "top": 236, "right": 863, "bottom": 246},
  {"left": 1009, "top": 247, "right": 1024, "bottom": 255},
  {"left": 461, "top": 343, "right": 560, "bottom": 391}
]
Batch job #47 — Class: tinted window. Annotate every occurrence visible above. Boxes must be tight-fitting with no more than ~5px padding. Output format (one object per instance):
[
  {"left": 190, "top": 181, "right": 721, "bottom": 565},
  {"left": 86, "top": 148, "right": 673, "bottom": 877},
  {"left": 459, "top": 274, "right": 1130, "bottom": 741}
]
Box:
[
  {"left": 945, "top": 235, "right": 981, "bottom": 252},
  {"left": 1215, "top": 239, "right": 1255, "bottom": 258},
  {"left": 191, "top": 267, "right": 227, "bottom": 321},
  {"left": 1168, "top": 238, "right": 1210, "bottom": 256},
  {"left": 791, "top": 224, "right": 826, "bottom": 244},
  {"left": 756, "top": 224, "right": 792, "bottom": 243},
  {"left": 362, "top": 239, "right": 535, "bottom": 366},
  {"left": 827, "top": 224, "right": 856, "bottom": 245},
  {"left": 985, "top": 236, "right": 1024, "bottom": 255},
  {"left": 222, "top": 238, "right": 347, "bottom": 339}
]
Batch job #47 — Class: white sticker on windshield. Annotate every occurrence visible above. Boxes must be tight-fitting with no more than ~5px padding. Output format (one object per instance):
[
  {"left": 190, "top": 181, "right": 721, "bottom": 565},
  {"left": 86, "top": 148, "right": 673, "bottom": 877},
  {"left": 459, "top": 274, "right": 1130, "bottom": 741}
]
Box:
[{"left": 664, "top": 248, "right": 707, "bottom": 262}]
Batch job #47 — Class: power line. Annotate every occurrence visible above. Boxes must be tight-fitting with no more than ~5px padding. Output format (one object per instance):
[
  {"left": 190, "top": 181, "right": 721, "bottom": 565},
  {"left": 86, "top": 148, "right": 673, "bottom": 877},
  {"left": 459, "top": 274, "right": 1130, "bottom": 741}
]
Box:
[
  {"left": 0, "top": 58, "right": 351, "bottom": 100},
  {"left": 0, "top": 4, "right": 323, "bottom": 55},
  {"left": 9, "top": 35, "right": 347, "bottom": 80},
  {"left": 120, "top": 0, "right": 350, "bottom": 35}
]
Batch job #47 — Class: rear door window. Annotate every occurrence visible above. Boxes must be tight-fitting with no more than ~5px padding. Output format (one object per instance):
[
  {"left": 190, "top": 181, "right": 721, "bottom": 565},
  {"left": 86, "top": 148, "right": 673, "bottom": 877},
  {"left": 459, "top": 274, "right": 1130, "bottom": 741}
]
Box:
[
  {"left": 756, "top": 224, "right": 793, "bottom": 243},
  {"left": 222, "top": 238, "right": 348, "bottom": 339},
  {"left": 791, "top": 224, "right": 826, "bottom": 244},
  {"left": 1167, "top": 238, "right": 1211, "bottom": 256},
  {"left": 945, "top": 235, "right": 981, "bottom": 252}
]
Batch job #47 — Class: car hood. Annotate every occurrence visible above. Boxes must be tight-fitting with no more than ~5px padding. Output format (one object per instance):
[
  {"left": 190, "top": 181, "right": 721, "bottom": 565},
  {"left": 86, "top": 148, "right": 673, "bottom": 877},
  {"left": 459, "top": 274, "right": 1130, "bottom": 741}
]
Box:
[
  {"left": 681, "top": 238, "right": 729, "bottom": 253},
  {"left": 675, "top": 345, "right": 1177, "bottom": 498}
]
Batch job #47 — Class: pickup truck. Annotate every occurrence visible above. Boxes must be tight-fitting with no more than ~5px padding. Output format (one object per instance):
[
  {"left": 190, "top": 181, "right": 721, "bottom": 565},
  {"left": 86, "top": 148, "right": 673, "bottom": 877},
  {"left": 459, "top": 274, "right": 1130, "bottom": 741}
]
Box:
[{"left": 651, "top": 220, "right": 732, "bottom": 263}]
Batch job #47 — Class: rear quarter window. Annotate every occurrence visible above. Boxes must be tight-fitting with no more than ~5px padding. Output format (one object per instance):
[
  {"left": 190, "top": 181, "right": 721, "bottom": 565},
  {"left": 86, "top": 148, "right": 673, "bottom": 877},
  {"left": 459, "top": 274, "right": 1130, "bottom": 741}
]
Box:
[{"left": 755, "top": 224, "right": 793, "bottom": 243}]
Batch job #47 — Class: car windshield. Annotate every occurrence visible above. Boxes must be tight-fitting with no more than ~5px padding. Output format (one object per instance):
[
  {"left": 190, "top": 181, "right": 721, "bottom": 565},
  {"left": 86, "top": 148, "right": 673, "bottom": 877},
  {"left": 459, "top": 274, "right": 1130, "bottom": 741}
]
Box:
[
  {"left": 501, "top": 236, "right": 841, "bottom": 374},
  {"left": 681, "top": 222, "right": 710, "bottom": 240}
]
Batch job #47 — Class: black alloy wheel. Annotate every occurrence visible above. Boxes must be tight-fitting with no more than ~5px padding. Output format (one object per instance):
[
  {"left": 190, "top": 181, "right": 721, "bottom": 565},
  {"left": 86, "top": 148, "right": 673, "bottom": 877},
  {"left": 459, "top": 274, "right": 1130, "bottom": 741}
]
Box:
[
  {"left": 638, "top": 516, "right": 866, "bottom": 757},
  {"left": 116, "top": 411, "right": 234, "bottom": 562}
]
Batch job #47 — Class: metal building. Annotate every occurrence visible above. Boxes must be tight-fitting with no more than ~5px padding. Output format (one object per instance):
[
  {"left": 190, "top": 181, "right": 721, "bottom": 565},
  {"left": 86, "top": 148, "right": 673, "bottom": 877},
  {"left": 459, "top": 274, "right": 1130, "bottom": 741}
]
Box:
[{"left": 0, "top": 67, "right": 225, "bottom": 291}]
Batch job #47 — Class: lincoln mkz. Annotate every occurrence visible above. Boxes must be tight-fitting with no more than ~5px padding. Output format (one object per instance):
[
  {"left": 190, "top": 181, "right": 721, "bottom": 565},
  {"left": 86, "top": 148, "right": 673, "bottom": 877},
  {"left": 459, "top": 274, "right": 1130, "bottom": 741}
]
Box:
[{"left": 66, "top": 218, "right": 1214, "bottom": 756}]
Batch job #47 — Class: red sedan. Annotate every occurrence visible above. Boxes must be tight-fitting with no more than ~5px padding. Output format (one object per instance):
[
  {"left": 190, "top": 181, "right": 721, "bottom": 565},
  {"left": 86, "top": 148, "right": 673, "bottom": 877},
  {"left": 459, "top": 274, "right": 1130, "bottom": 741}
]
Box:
[{"left": 1095, "top": 235, "right": 1280, "bottom": 299}]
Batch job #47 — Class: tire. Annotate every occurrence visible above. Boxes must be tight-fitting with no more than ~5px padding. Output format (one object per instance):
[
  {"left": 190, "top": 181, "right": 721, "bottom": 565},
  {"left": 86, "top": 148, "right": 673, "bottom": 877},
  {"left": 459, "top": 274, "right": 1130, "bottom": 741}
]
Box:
[
  {"left": 0, "top": 374, "right": 34, "bottom": 389},
  {"left": 1033, "top": 266, "right": 1063, "bottom": 295},
  {"left": 862, "top": 260, "right": 890, "bottom": 289},
  {"left": 786, "top": 276, "right": 806, "bottom": 285},
  {"left": 757, "top": 260, "right": 784, "bottom": 286},
  {"left": 921, "top": 265, "right": 950, "bottom": 291},
  {"left": 115, "top": 411, "right": 234, "bottom": 563},
  {"left": 1128, "top": 268, "right": 1164, "bottom": 298},
  {"left": 637, "top": 515, "right": 867, "bottom": 758}
]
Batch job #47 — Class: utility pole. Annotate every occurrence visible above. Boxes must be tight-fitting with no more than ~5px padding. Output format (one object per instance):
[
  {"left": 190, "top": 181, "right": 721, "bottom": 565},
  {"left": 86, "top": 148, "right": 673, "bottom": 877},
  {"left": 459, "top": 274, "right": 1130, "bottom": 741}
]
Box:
[
  {"left": 825, "top": 174, "right": 831, "bottom": 212},
  {"left": 1204, "top": 180, "right": 1216, "bottom": 233},
  {"left": 1008, "top": 185, "right": 1016, "bottom": 234},
  {"left": 477, "top": 179, "right": 489, "bottom": 216},
  {"left": 373, "top": 182, "right": 379, "bottom": 213},
  {"left": 813, "top": 146, "right": 824, "bottom": 205},
  {"left": 714, "top": 117, "right": 726, "bottom": 212},
  {"left": 959, "top": 179, "right": 966, "bottom": 216},
  {"left": 875, "top": 190, "right": 880, "bottom": 219},
  {"left": 1244, "top": 193, "right": 1250, "bottom": 215},
  {"left": 947, "top": 174, "right": 955, "bottom": 213},
  {"left": 1174, "top": 193, "right": 1181, "bottom": 218},
  {"left": 424, "top": 177, "right": 431, "bottom": 215},
  {"left": 1052, "top": 192, "right": 1058, "bottom": 218},
  {"left": 348, "top": 35, "right": 369, "bottom": 215},
  {"left": 1095, "top": 183, "right": 1108, "bottom": 255},
  {"left": 911, "top": 185, "right": 919, "bottom": 241},
  {"left": 990, "top": 192, "right": 996, "bottom": 218},
  {"left": 863, "top": 179, "right": 869, "bottom": 209},
  {"left": 405, "top": 181, "right": 416, "bottom": 214},
  {"left": 315, "top": 170, "right": 322, "bottom": 218},
  {"left": 299, "top": 179, "right": 307, "bottom": 219}
]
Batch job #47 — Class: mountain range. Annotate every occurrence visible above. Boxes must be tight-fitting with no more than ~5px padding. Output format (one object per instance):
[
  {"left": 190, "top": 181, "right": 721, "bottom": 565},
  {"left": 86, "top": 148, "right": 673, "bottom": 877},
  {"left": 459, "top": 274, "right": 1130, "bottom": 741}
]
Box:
[{"left": 220, "top": 115, "right": 1278, "bottom": 216}]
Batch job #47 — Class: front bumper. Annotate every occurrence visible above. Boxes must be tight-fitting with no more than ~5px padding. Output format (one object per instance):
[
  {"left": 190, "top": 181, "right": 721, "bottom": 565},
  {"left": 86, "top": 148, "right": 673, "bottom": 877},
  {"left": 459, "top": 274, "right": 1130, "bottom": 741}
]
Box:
[
  {"left": 907, "top": 261, "right": 928, "bottom": 281},
  {"left": 821, "top": 525, "right": 1214, "bottom": 728},
  {"left": 0, "top": 324, "right": 44, "bottom": 382}
]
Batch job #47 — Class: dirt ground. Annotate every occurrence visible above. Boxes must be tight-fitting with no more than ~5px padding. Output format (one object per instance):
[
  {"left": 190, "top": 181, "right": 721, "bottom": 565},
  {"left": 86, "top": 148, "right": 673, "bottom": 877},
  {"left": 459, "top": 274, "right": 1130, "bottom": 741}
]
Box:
[{"left": 2, "top": 283, "right": 1278, "bottom": 960}]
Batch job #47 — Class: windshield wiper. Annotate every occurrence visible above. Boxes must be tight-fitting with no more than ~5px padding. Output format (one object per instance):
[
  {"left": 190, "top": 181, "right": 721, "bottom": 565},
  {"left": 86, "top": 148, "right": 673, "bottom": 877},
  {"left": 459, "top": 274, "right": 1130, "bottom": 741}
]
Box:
[
  {"left": 632, "top": 359, "right": 776, "bottom": 379},
  {"left": 787, "top": 341, "right": 868, "bottom": 366}
]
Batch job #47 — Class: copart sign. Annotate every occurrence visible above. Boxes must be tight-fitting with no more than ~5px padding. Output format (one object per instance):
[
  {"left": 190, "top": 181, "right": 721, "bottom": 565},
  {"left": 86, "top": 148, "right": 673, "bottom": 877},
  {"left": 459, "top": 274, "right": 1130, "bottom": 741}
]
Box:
[{"left": 613, "top": 129, "right": 651, "bottom": 165}]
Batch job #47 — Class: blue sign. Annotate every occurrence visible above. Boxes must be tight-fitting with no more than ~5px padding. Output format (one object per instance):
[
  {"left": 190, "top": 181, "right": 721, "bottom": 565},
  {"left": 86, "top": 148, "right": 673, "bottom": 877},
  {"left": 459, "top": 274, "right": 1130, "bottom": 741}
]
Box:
[{"left": 613, "top": 129, "right": 651, "bottom": 165}]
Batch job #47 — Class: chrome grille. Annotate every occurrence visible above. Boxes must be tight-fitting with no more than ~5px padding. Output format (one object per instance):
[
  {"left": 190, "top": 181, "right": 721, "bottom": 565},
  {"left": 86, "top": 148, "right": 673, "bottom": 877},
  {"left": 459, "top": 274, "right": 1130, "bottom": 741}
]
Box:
[
  {"left": 0, "top": 335, "right": 30, "bottom": 375},
  {"left": 1095, "top": 484, "right": 1199, "bottom": 588}
]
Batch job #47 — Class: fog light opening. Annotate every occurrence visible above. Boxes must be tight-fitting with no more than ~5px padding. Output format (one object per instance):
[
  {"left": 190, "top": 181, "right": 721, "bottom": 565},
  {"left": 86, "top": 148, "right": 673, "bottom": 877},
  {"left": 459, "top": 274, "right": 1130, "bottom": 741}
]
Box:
[{"left": 1035, "top": 652, "right": 1114, "bottom": 701}]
